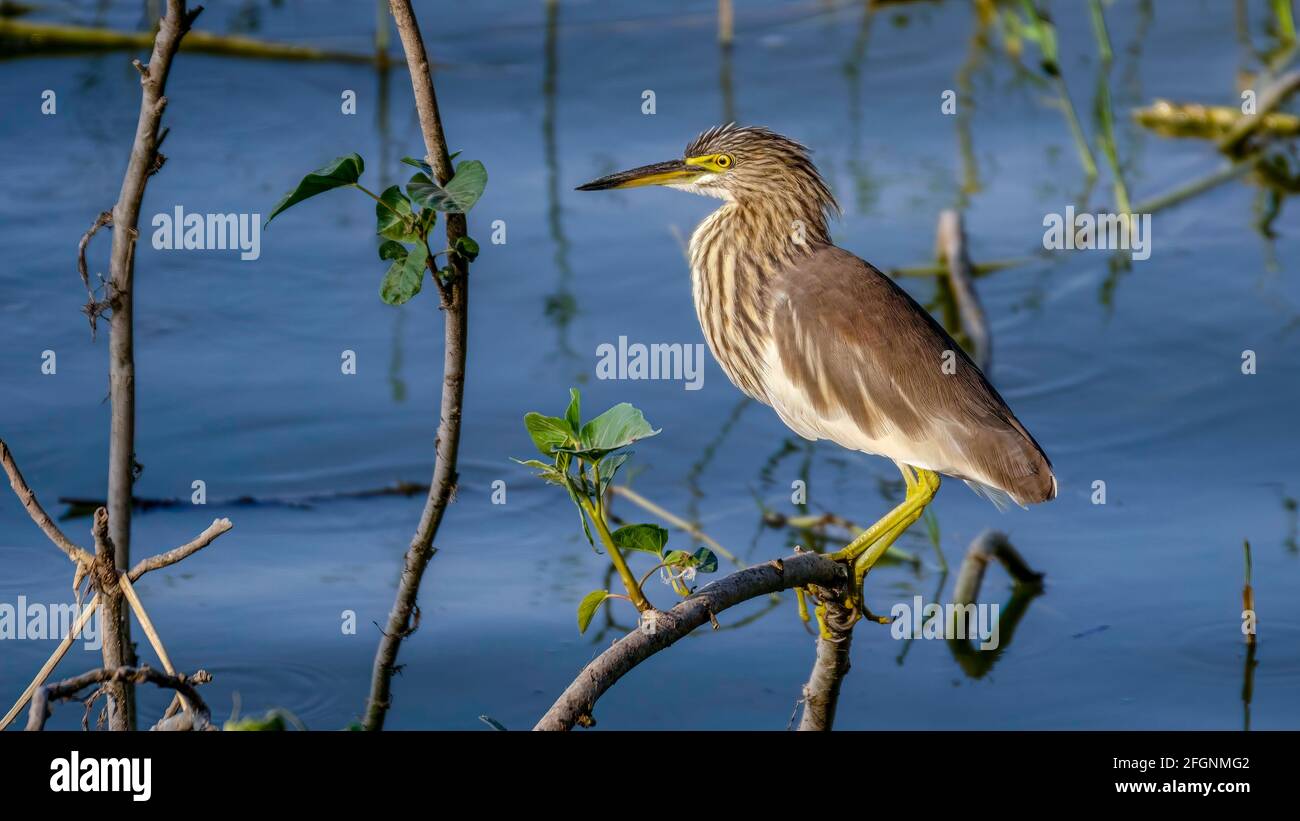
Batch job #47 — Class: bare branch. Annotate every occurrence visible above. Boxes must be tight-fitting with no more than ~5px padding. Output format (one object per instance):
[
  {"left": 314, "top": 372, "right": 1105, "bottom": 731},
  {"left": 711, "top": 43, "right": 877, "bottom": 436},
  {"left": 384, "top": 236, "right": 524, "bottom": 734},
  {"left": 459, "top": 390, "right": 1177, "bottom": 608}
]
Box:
[
  {"left": 104, "top": 0, "right": 202, "bottom": 581},
  {"left": 363, "top": 0, "right": 474, "bottom": 731},
  {"left": 797, "top": 597, "right": 855, "bottom": 731},
  {"left": 0, "top": 439, "right": 94, "bottom": 566},
  {"left": 534, "top": 551, "right": 848, "bottom": 731},
  {"left": 26, "top": 666, "right": 211, "bottom": 731},
  {"left": 126, "top": 517, "right": 233, "bottom": 581}
]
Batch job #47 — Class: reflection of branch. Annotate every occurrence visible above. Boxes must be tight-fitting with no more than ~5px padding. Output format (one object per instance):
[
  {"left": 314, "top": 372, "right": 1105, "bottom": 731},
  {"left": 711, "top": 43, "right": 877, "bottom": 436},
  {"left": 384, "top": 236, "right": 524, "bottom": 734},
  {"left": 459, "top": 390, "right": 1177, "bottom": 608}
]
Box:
[
  {"left": 1221, "top": 70, "right": 1300, "bottom": 154},
  {"left": 946, "top": 530, "right": 1043, "bottom": 679},
  {"left": 26, "top": 666, "right": 210, "bottom": 732},
  {"left": 609, "top": 484, "right": 742, "bottom": 568},
  {"left": 535, "top": 552, "right": 847, "bottom": 730},
  {"left": 936, "top": 210, "right": 991, "bottom": 372},
  {"left": 952, "top": 530, "right": 1042, "bottom": 603}
]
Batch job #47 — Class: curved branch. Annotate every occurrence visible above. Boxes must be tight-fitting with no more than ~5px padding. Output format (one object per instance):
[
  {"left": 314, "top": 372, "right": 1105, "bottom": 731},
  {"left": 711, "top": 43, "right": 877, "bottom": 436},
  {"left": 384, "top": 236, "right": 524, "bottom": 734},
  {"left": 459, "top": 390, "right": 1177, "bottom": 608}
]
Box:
[
  {"left": 534, "top": 551, "right": 848, "bottom": 731},
  {"left": 26, "top": 665, "right": 210, "bottom": 731},
  {"left": 364, "top": 0, "right": 473, "bottom": 731},
  {"left": 126, "top": 517, "right": 234, "bottom": 581},
  {"left": 0, "top": 439, "right": 94, "bottom": 566}
]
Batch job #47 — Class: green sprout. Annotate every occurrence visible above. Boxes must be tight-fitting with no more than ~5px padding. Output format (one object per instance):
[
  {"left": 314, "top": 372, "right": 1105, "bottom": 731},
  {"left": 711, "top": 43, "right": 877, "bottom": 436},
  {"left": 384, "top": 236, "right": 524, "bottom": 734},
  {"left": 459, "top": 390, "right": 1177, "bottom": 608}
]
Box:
[
  {"left": 265, "top": 152, "right": 487, "bottom": 305},
  {"left": 514, "top": 389, "right": 718, "bottom": 633}
]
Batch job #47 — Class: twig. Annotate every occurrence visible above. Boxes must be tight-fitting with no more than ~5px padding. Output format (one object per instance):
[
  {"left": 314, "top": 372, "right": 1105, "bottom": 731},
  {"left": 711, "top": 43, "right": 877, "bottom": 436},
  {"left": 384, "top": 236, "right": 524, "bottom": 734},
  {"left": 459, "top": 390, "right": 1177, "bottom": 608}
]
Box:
[
  {"left": 118, "top": 573, "right": 189, "bottom": 714},
  {"left": 0, "top": 593, "right": 99, "bottom": 732},
  {"left": 364, "top": 0, "right": 474, "bottom": 731},
  {"left": 26, "top": 666, "right": 210, "bottom": 731},
  {"left": 126, "top": 517, "right": 234, "bottom": 581},
  {"left": 534, "top": 552, "right": 847, "bottom": 730},
  {"left": 0, "top": 438, "right": 94, "bottom": 566},
  {"left": 76, "top": 211, "right": 113, "bottom": 336}
]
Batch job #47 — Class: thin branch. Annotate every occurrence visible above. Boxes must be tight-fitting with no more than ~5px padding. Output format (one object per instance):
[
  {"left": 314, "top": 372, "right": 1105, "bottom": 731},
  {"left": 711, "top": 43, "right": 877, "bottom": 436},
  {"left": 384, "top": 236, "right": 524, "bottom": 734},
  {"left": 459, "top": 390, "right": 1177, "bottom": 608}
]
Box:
[
  {"left": 104, "top": 0, "right": 200, "bottom": 578},
  {"left": 126, "top": 517, "right": 234, "bottom": 581},
  {"left": 0, "top": 439, "right": 95, "bottom": 566},
  {"left": 364, "top": 0, "right": 474, "bottom": 731},
  {"left": 796, "top": 597, "right": 855, "bottom": 731},
  {"left": 118, "top": 573, "right": 190, "bottom": 714},
  {"left": 76, "top": 211, "right": 113, "bottom": 336},
  {"left": 26, "top": 666, "right": 210, "bottom": 731},
  {"left": 534, "top": 551, "right": 848, "bottom": 731}
]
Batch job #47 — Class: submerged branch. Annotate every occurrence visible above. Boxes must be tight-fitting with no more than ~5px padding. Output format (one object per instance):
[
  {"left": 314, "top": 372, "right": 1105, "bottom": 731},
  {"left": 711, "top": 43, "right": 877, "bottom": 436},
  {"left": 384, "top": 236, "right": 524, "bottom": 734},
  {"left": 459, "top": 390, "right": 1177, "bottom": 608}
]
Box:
[{"left": 0, "top": 18, "right": 378, "bottom": 64}]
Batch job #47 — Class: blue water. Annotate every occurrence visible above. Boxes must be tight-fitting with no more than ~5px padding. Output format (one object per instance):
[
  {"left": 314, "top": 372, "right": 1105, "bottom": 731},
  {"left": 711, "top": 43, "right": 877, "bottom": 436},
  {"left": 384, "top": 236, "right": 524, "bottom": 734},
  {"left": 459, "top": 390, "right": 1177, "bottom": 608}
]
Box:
[{"left": 2, "top": 0, "right": 1298, "bottom": 730}]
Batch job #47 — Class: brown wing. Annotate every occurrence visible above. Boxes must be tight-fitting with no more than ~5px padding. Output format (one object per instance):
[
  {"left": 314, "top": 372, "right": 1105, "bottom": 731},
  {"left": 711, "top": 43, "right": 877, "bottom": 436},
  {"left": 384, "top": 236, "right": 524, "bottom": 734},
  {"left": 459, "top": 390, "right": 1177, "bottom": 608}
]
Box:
[{"left": 768, "top": 245, "right": 1055, "bottom": 505}]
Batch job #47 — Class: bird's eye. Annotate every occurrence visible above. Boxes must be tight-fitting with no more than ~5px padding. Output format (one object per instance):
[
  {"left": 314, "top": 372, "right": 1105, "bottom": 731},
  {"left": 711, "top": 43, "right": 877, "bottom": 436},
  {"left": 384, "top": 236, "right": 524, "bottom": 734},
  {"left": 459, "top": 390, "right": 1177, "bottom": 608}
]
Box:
[{"left": 715, "top": 154, "right": 733, "bottom": 169}]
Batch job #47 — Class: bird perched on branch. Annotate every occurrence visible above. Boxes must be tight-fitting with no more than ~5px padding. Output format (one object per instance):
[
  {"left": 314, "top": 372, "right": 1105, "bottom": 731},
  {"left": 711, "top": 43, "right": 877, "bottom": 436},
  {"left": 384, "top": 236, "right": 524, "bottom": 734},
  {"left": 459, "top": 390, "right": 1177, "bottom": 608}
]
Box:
[{"left": 578, "top": 124, "right": 1054, "bottom": 625}]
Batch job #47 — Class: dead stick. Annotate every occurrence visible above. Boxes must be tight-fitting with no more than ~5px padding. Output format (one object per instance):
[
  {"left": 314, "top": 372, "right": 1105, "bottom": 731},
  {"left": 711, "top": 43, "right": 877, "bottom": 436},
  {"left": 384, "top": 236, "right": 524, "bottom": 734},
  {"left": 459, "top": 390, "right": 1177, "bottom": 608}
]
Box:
[
  {"left": 118, "top": 573, "right": 189, "bottom": 714},
  {"left": 0, "top": 439, "right": 94, "bottom": 566}
]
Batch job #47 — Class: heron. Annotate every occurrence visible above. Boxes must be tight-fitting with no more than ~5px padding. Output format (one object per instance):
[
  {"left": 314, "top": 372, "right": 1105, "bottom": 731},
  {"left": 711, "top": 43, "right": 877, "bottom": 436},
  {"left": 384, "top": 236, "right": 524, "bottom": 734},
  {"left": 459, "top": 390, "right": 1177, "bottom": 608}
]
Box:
[{"left": 577, "top": 125, "right": 1055, "bottom": 627}]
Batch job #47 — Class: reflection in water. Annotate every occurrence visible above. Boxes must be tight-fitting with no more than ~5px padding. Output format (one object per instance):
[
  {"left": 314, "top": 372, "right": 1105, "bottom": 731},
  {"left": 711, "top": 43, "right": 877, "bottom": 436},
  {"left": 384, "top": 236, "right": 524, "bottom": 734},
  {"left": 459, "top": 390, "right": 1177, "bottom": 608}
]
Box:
[
  {"left": 842, "top": 1, "right": 877, "bottom": 215},
  {"left": 543, "top": 0, "right": 581, "bottom": 365}
]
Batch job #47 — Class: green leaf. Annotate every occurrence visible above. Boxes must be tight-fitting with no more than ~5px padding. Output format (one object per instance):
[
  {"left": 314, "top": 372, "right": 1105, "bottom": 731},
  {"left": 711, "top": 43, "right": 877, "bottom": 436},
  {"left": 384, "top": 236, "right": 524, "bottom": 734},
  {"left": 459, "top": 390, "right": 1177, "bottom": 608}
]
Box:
[
  {"left": 378, "top": 240, "right": 407, "bottom": 261},
  {"left": 266, "top": 154, "right": 364, "bottom": 226},
  {"left": 379, "top": 241, "right": 428, "bottom": 305},
  {"left": 523, "top": 413, "right": 573, "bottom": 456},
  {"left": 510, "top": 457, "right": 566, "bottom": 486},
  {"left": 558, "top": 403, "right": 659, "bottom": 459},
  {"left": 662, "top": 549, "right": 692, "bottom": 567},
  {"left": 597, "top": 452, "right": 629, "bottom": 496},
  {"left": 224, "top": 711, "right": 288, "bottom": 731},
  {"left": 692, "top": 547, "right": 718, "bottom": 573},
  {"left": 564, "top": 388, "right": 581, "bottom": 433},
  {"left": 401, "top": 156, "right": 432, "bottom": 175},
  {"left": 406, "top": 160, "right": 488, "bottom": 213},
  {"left": 376, "top": 185, "right": 417, "bottom": 241},
  {"left": 453, "top": 235, "right": 481, "bottom": 261},
  {"left": 577, "top": 590, "right": 609, "bottom": 634},
  {"left": 611, "top": 523, "right": 668, "bottom": 555}
]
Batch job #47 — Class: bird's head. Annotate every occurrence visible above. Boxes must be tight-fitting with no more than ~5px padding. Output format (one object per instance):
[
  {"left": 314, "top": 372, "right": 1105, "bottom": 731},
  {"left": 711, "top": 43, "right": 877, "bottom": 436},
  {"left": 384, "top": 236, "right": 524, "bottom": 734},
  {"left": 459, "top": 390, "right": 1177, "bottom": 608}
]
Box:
[{"left": 576, "top": 124, "right": 838, "bottom": 220}]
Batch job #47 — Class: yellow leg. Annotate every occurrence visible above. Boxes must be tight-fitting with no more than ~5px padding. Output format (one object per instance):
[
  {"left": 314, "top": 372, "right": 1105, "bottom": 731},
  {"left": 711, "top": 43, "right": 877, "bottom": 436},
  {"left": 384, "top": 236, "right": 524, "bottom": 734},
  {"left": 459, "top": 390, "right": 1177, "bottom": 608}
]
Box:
[
  {"left": 833, "top": 465, "right": 941, "bottom": 619},
  {"left": 830, "top": 465, "right": 939, "bottom": 564}
]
